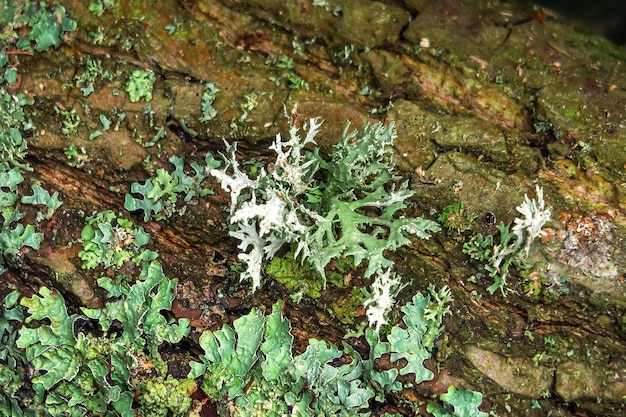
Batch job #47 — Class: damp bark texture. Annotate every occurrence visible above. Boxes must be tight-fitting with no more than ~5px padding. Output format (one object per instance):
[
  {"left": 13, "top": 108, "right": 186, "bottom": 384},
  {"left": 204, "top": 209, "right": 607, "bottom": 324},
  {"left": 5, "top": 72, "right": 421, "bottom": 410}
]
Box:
[{"left": 3, "top": 1, "right": 626, "bottom": 416}]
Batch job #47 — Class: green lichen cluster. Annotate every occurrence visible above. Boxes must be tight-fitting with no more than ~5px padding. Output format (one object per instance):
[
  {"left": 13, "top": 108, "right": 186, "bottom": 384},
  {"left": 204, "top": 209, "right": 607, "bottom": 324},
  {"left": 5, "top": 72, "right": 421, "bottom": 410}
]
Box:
[
  {"left": 124, "top": 155, "right": 219, "bottom": 222},
  {"left": 188, "top": 288, "right": 480, "bottom": 417},
  {"left": 427, "top": 386, "right": 488, "bottom": 417},
  {"left": 78, "top": 210, "right": 157, "bottom": 270},
  {"left": 87, "top": 0, "right": 115, "bottom": 17},
  {"left": 0, "top": 291, "right": 31, "bottom": 417},
  {"left": 74, "top": 56, "right": 106, "bottom": 97},
  {"left": 1, "top": 261, "right": 192, "bottom": 417},
  {"left": 211, "top": 115, "right": 440, "bottom": 296},
  {"left": 1, "top": 272, "right": 485, "bottom": 417},
  {"left": 0, "top": 83, "right": 34, "bottom": 172},
  {"left": 0, "top": 1, "right": 77, "bottom": 53},
  {"left": 63, "top": 143, "right": 88, "bottom": 168},
  {"left": 0, "top": 58, "right": 61, "bottom": 275},
  {"left": 0, "top": 1, "right": 71, "bottom": 278},
  {"left": 125, "top": 69, "right": 155, "bottom": 103},
  {"left": 0, "top": 167, "right": 44, "bottom": 276},
  {"left": 199, "top": 82, "right": 219, "bottom": 123}
]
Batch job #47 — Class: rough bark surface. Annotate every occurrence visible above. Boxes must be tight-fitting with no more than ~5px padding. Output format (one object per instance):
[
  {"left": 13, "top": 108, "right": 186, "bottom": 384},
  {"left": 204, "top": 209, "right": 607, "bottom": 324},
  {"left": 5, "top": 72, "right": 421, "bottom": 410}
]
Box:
[{"left": 3, "top": 1, "right": 626, "bottom": 416}]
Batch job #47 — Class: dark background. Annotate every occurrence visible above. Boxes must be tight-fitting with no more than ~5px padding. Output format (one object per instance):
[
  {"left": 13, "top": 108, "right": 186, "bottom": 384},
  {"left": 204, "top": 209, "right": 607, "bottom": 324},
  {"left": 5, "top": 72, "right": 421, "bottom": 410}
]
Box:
[{"left": 537, "top": 0, "right": 626, "bottom": 45}]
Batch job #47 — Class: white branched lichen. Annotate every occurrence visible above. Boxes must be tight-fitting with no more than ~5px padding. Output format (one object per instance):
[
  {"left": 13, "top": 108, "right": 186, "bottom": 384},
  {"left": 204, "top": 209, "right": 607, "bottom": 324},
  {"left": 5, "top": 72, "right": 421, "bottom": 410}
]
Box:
[
  {"left": 210, "top": 141, "right": 257, "bottom": 214},
  {"left": 487, "top": 184, "right": 551, "bottom": 293},
  {"left": 269, "top": 117, "right": 321, "bottom": 194},
  {"left": 230, "top": 220, "right": 265, "bottom": 290},
  {"left": 210, "top": 110, "right": 440, "bottom": 323},
  {"left": 210, "top": 116, "right": 323, "bottom": 291},
  {"left": 512, "top": 184, "right": 552, "bottom": 255},
  {"left": 364, "top": 268, "right": 406, "bottom": 332}
]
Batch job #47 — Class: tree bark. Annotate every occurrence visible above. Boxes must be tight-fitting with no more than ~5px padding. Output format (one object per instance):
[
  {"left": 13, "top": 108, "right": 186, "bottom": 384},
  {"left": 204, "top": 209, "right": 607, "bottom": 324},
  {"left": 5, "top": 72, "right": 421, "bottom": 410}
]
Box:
[{"left": 3, "top": 0, "right": 626, "bottom": 416}]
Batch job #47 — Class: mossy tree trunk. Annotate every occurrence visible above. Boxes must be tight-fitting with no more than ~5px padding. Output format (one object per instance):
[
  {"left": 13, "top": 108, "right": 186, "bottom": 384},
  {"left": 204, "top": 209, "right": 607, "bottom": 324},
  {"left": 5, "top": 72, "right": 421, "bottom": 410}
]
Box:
[{"left": 3, "top": 0, "right": 626, "bottom": 416}]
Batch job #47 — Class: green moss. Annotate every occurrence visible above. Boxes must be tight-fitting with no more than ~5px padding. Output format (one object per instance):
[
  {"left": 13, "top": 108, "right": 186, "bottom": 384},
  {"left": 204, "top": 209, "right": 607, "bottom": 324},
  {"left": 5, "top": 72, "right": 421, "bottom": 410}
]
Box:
[
  {"left": 266, "top": 247, "right": 322, "bottom": 299},
  {"left": 136, "top": 376, "right": 196, "bottom": 417},
  {"left": 331, "top": 288, "right": 366, "bottom": 325},
  {"left": 438, "top": 202, "right": 477, "bottom": 235}
]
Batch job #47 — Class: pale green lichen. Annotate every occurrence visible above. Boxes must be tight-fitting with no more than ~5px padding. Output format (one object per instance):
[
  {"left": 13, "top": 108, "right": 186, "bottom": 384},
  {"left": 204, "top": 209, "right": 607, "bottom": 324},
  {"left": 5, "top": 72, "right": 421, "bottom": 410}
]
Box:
[
  {"left": 19, "top": 3, "right": 77, "bottom": 52},
  {"left": 427, "top": 386, "right": 488, "bottom": 417},
  {"left": 124, "top": 154, "right": 219, "bottom": 222},
  {"left": 188, "top": 289, "right": 467, "bottom": 416},
  {"left": 211, "top": 112, "right": 440, "bottom": 328},
  {"left": 1, "top": 162, "right": 63, "bottom": 275},
  {"left": 199, "top": 82, "right": 219, "bottom": 122},
  {"left": 7, "top": 260, "right": 190, "bottom": 416},
  {"left": 463, "top": 185, "right": 551, "bottom": 294},
  {"left": 125, "top": 69, "right": 155, "bottom": 103},
  {"left": 78, "top": 210, "right": 156, "bottom": 270},
  {"left": 0, "top": 88, "right": 34, "bottom": 172}
]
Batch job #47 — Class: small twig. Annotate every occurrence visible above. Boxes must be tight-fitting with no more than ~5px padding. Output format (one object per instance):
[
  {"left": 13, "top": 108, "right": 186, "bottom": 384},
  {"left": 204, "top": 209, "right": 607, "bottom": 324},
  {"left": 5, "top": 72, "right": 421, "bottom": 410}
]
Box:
[{"left": 4, "top": 50, "right": 35, "bottom": 56}]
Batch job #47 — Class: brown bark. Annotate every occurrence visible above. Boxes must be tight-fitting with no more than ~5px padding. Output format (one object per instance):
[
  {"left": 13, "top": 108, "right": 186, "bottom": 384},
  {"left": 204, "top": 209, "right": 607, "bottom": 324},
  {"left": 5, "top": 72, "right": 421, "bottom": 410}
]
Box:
[{"left": 4, "top": 1, "right": 626, "bottom": 415}]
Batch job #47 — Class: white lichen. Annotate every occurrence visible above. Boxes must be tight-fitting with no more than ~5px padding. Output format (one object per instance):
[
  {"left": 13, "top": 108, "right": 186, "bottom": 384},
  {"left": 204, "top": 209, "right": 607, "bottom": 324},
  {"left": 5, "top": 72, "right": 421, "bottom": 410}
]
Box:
[
  {"left": 269, "top": 117, "right": 321, "bottom": 194},
  {"left": 364, "top": 268, "right": 407, "bottom": 332},
  {"left": 210, "top": 140, "right": 257, "bottom": 215},
  {"left": 210, "top": 115, "right": 322, "bottom": 291},
  {"left": 487, "top": 185, "right": 552, "bottom": 293},
  {"left": 512, "top": 184, "right": 552, "bottom": 255},
  {"left": 230, "top": 220, "right": 265, "bottom": 291}
]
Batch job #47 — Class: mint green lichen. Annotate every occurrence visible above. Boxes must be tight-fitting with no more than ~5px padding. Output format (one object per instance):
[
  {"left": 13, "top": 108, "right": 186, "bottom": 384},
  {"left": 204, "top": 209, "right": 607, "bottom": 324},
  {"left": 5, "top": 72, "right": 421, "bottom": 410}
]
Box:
[
  {"left": 21, "top": 184, "right": 62, "bottom": 220},
  {"left": 78, "top": 210, "right": 157, "bottom": 270},
  {"left": 388, "top": 287, "right": 451, "bottom": 380},
  {"left": 88, "top": 0, "right": 115, "bottom": 17},
  {"left": 9, "top": 260, "right": 190, "bottom": 416},
  {"left": 125, "top": 69, "right": 155, "bottom": 102},
  {"left": 124, "top": 154, "right": 219, "bottom": 222},
  {"left": 199, "top": 82, "right": 219, "bottom": 122},
  {"left": 0, "top": 7, "right": 64, "bottom": 277},
  {"left": 0, "top": 291, "right": 35, "bottom": 417},
  {"left": 17, "top": 2, "right": 77, "bottom": 52},
  {"left": 427, "top": 386, "right": 488, "bottom": 417},
  {"left": 54, "top": 105, "right": 81, "bottom": 137},
  {"left": 29, "top": 4, "right": 76, "bottom": 51},
  {"left": 463, "top": 232, "right": 493, "bottom": 263},
  {"left": 188, "top": 289, "right": 467, "bottom": 416},
  {"left": 73, "top": 56, "right": 103, "bottom": 96},
  {"left": 1, "top": 165, "right": 50, "bottom": 275},
  {"left": 0, "top": 88, "right": 34, "bottom": 172}
]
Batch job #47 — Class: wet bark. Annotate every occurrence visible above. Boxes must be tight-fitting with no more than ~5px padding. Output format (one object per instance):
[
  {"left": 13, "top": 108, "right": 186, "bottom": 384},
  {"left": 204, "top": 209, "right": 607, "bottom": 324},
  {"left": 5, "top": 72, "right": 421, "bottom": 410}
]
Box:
[{"left": 4, "top": 0, "right": 626, "bottom": 416}]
